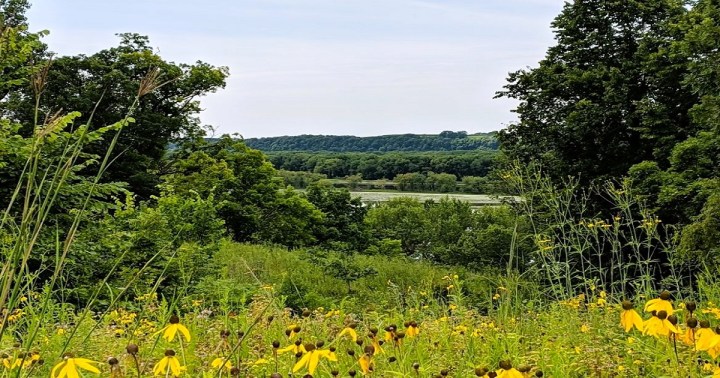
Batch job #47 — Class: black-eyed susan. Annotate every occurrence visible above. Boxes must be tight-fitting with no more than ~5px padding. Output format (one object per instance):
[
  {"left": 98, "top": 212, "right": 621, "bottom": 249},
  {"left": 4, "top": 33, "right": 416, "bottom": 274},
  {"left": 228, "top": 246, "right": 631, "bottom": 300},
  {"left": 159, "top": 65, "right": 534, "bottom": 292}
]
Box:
[
  {"left": 338, "top": 323, "right": 358, "bottom": 342},
  {"left": 153, "top": 349, "right": 183, "bottom": 377},
  {"left": 496, "top": 360, "right": 523, "bottom": 378},
  {"left": 51, "top": 354, "right": 100, "bottom": 378},
  {"left": 292, "top": 342, "right": 334, "bottom": 376},
  {"left": 644, "top": 291, "right": 674, "bottom": 316},
  {"left": 157, "top": 315, "right": 191, "bottom": 343},
  {"left": 620, "top": 301, "right": 643, "bottom": 333}
]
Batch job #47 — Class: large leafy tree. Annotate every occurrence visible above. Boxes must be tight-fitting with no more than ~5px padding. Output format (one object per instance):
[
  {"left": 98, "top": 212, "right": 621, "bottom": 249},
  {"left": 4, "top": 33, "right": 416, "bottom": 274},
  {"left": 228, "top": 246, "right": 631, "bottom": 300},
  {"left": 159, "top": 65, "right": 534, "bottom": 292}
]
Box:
[
  {"left": 164, "top": 136, "right": 324, "bottom": 248},
  {"left": 496, "top": 0, "right": 692, "bottom": 182},
  {"left": 5, "top": 33, "right": 229, "bottom": 199}
]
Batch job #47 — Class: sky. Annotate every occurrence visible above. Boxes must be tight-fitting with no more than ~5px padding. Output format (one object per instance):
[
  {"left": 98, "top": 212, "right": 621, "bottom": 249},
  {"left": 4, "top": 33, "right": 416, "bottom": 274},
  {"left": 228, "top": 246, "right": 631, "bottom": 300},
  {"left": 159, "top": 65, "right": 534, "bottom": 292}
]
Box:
[{"left": 26, "top": 0, "right": 565, "bottom": 138}]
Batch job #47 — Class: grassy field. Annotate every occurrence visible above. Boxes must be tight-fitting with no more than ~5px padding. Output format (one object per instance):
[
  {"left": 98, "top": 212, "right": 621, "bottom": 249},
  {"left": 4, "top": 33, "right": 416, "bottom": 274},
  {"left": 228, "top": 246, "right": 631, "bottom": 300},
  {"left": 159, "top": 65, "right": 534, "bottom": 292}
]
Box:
[{"left": 349, "top": 191, "right": 513, "bottom": 206}]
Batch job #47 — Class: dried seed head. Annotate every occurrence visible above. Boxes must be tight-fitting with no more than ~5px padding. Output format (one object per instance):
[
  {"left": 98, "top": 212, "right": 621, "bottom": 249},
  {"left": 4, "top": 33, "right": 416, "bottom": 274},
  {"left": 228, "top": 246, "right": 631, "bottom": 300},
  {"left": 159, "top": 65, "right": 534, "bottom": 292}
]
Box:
[
  {"left": 518, "top": 365, "right": 531, "bottom": 373},
  {"left": 349, "top": 370, "right": 357, "bottom": 377},
  {"left": 388, "top": 356, "right": 397, "bottom": 363},
  {"left": 475, "top": 367, "right": 488, "bottom": 376},
  {"left": 315, "top": 341, "right": 325, "bottom": 348},
  {"left": 369, "top": 326, "right": 378, "bottom": 334},
  {"left": 272, "top": 341, "right": 281, "bottom": 349},
  {"left": 686, "top": 301, "right": 697, "bottom": 312},
  {"left": 164, "top": 349, "right": 176, "bottom": 357},
  {"left": 488, "top": 372, "right": 498, "bottom": 378},
  {"left": 687, "top": 318, "right": 698, "bottom": 328},
  {"left": 169, "top": 315, "right": 180, "bottom": 324},
  {"left": 230, "top": 367, "right": 241, "bottom": 376},
  {"left": 304, "top": 343, "right": 316, "bottom": 352},
  {"left": 499, "top": 360, "right": 512, "bottom": 370},
  {"left": 667, "top": 314, "right": 678, "bottom": 326},
  {"left": 657, "top": 310, "right": 668, "bottom": 320},
  {"left": 356, "top": 339, "right": 364, "bottom": 346},
  {"left": 413, "top": 362, "right": 420, "bottom": 370},
  {"left": 107, "top": 357, "right": 119, "bottom": 366},
  {"left": 364, "top": 345, "right": 375, "bottom": 356},
  {"left": 293, "top": 326, "right": 302, "bottom": 333},
  {"left": 440, "top": 369, "right": 449, "bottom": 376},
  {"left": 126, "top": 344, "right": 139, "bottom": 355},
  {"left": 347, "top": 350, "right": 355, "bottom": 356},
  {"left": 302, "top": 310, "right": 311, "bottom": 318},
  {"left": 621, "top": 301, "right": 634, "bottom": 310},
  {"left": 659, "top": 291, "right": 671, "bottom": 300},
  {"left": 294, "top": 340, "right": 302, "bottom": 347},
  {"left": 535, "top": 370, "right": 544, "bottom": 377},
  {"left": 700, "top": 320, "right": 711, "bottom": 329},
  {"left": 329, "top": 347, "right": 336, "bottom": 352},
  {"left": 220, "top": 330, "right": 231, "bottom": 338},
  {"left": 349, "top": 323, "right": 358, "bottom": 329}
]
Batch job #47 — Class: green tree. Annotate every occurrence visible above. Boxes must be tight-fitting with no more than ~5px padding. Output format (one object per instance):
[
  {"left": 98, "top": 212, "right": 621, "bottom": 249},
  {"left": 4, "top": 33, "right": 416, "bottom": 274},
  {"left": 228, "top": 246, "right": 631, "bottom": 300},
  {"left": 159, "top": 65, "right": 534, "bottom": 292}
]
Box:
[
  {"left": 365, "top": 198, "right": 430, "bottom": 256},
  {"left": 165, "top": 136, "right": 323, "bottom": 247},
  {"left": 6, "top": 33, "right": 229, "bottom": 199},
  {"left": 496, "top": 0, "right": 691, "bottom": 182},
  {"left": 304, "top": 182, "right": 368, "bottom": 251}
]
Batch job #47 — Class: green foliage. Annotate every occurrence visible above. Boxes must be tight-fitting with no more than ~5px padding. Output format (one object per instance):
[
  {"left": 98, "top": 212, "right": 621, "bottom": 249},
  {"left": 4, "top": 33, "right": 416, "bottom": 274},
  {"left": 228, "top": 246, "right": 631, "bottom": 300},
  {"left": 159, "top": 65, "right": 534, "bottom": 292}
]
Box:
[
  {"left": 304, "top": 182, "right": 368, "bottom": 251},
  {"left": 267, "top": 150, "right": 498, "bottom": 180},
  {"left": 364, "top": 197, "right": 530, "bottom": 269},
  {"left": 165, "top": 136, "right": 323, "bottom": 248},
  {"left": 243, "top": 131, "right": 498, "bottom": 152},
  {"left": 5, "top": 33, "right": 229, "bottom": 200},
  {"left": 275, "top": 169, "right": 327, "bottom": 189},
  {"left": 497, "top": 0, "right": 692, "bottom": 182}
]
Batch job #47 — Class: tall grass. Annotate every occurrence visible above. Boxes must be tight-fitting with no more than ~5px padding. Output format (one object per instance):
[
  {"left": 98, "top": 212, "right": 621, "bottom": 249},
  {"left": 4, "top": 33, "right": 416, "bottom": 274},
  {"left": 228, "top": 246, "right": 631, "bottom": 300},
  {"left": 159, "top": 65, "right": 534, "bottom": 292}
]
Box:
[{"left": 501, "top": 162, "right": 688, "bottom": 303}]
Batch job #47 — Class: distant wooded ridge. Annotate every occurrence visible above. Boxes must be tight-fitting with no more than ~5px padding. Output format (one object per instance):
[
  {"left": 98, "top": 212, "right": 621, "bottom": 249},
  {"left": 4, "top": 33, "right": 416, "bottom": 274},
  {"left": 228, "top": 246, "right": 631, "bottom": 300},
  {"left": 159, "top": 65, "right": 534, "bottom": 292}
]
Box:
[{"left": 235, "top": 131, "right": 499, "bottom": 152}]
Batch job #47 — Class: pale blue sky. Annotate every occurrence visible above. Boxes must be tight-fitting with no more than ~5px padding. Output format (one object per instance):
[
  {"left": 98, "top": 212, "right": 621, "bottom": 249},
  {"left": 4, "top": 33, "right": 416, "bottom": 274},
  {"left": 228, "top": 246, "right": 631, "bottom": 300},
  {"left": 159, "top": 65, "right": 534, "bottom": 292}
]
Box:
[{"left": 27, "top": 0, "right": 565, "bottom": 138}]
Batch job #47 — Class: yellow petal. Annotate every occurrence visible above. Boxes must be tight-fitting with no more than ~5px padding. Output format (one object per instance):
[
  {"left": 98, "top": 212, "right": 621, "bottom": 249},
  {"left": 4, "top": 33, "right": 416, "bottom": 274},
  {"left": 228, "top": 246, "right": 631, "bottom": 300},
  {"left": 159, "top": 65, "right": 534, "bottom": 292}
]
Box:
[
  {"left": 293, "top": 352, "right": 311, "bottom": 373},
  {"left": 177, "top": 324, "right": 191, "bottom": 342},
  {"left": 65, "top": 360, "right": 79, "bottom": 378},
  {"left": 73, "top": 358, "right": 100, "bottom": 374},
  {"left": 169, "top": 357, "right": 182, "bottom": 376},
  {"left": 154, "top": 357, "right": 169, "bottom": 376},
  {"left": 163, "top": 325, "right": 176, "bottom": 342},
  {"left": 308, "top": 351, "right": 321, "bottom": 374},
  {"left": 51, "top": 361, "right": 66, "bottom": 378}
]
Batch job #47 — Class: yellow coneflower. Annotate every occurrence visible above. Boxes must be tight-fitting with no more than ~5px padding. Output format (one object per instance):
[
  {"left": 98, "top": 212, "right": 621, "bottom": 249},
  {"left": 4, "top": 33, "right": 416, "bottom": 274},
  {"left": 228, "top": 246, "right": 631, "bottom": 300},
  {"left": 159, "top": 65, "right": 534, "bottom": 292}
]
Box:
[
  {"left": 285, "top": 324, "right": 302, "bottom": 339},
  {"left": 153, "top": 349, "right": 183, "bottom": 377},
  {"left": 338, "top": 323, "right": 358, "bottom": 342},
  {"left": 644, "top": 291, "right": 674, "bottom": 316},
  {"left": 51, "top": 354, "right": 100, "bottom": 378},
  {"left": 358, "top": 345, "right": 375, "bottom": 375},
  {"left": 620, "top": 301, "right": 643, "bottom": 333},
  {"left": 157, "top": 315, "right": 191, "bottom": 343},
  {"left": 643, "top": 311, "right": 678, "bottom": 337},
  {"left": 680, "top": 317, "right": 697, "bottom": 346},
  {"left": 406, "top": 321, "right": 420, "bottom": 338},
  {"left": 496, "top": 360, "right": 523, "bottom": 378},
  {"left": 370, "top": 334, "right": 384, "bottom": 355},
  {"left": 384, "top": 324, "right": 397, "bottom": 342},
  {"left": 293, "top": 342, "right": 334, "bottom": 375},
  {"left": 696, "top": 321, "right": 720, "bottom": 351},
  {"left": 211, "top": 357, "right": 233, "bottom": 371},
  {"left": 277, "top": 340, "right": 306, "bottom": 355}
]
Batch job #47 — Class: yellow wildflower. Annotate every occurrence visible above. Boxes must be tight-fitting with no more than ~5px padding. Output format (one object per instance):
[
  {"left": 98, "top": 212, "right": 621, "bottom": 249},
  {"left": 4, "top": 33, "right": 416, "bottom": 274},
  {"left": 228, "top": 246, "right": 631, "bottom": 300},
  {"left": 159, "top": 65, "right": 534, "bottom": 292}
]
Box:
[
  {"left": 157, "top": 315, "right": 191, "bottom": 343},
  {"left": 620, "top": 301, "right": 644, "bottom": 333},
  {"left": 405, "top": 321, "right": 419, "bottom": 338},
  {"left": 51, "top": 354, "right": 100, "bottom": 378},
  {"left": 293, "top": 343, "right": 334, "bottom": 376},
  {"left": 153, "top": 349, "right": 183, "bottom": 377},
  {"left": 277, "top": 341, "right": 306, "bottom": 355},
  {"left": 211, "top": 357, "right": 232, "bottom": 371},
  {"left": 338, "top": 323, "right": 358, "bottom": 342},
  {"left": 644, "top": 291, "right": 674, "bottom": 316},
  {"left": 696, "top": 321, "right": 720, "bottom": 351}
]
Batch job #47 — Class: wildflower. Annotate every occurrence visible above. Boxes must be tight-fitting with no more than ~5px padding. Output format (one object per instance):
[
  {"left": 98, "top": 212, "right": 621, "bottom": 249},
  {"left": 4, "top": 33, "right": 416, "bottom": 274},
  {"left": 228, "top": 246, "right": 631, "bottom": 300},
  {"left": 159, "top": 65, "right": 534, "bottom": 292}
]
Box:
[
  {"left": 406, "top": 321, "right": 419, "bottom": 337},
  {"left": 680, "top": 318, "right": 697, "bottom": 346},
  {"left": 293, "top": 342, "right": 334, "bottom": 375},
  {"left": 211, "top": 357, "right": 233, "bottom": 371},
  {"left": 370, "top": 333, "right": 384, "bottom": 355},
  {"left": 277, "top": 340, "right": 306, "bottom": 355},
  {"left": 580, "top": 324, "right": 589, "bottom": 333},
  {"left": 51, "top": 354, "right": 100, "bottom": 378},
  {"left": 696, "top": 320, "right": 720, "bottom": 351},
  {"left": 643, "top": 310, "right": 678, "bottom": 337},
  {"left": 496, "top": 360, "right": 523, "bottom": 378},
  {"left": 285, "top": 324, "right": 302, "bottom": 339},
  {"left": 644, "top": 291, "right": 674, "bottom": 316},
  {"left": 358, "top": 345, "right": 375, "bottom": 374},
  {"left": 339, "top": 323, "right": 358, "bottom": 342},
  {"left": 157, "top": 315, "right": 191, "bottom": 343},
  {"left": 620, "top": 301, "right": 643, "bottom": 333},
  {"left": 153, "top": 349, "right": 183, "bottom": 377}
]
